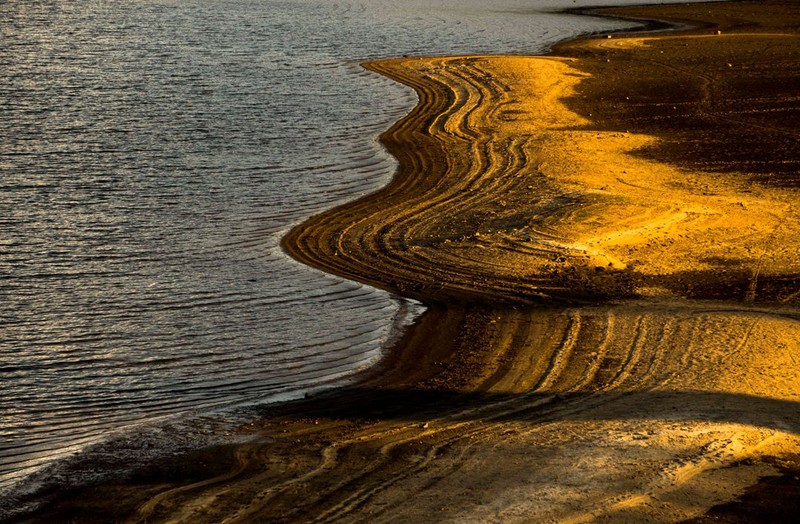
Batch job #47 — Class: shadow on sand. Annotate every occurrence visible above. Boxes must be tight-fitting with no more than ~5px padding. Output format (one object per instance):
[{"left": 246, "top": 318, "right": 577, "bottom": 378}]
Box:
[{"left": 263, "top": 386, "right": 800, "bottom": 435}]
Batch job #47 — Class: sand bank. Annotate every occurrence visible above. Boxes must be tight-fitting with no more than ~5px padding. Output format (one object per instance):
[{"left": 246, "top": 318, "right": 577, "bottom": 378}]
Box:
[{"left": 15, "top": 1, "right": 800, "bottom": 522}]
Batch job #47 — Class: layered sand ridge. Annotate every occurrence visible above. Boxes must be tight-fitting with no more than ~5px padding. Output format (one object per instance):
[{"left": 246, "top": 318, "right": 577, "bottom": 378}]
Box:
[{"left": 15, "top": 1, "right": 800, "bottom": 523}]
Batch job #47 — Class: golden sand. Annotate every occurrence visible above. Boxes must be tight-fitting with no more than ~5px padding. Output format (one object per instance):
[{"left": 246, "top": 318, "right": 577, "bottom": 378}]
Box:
[{"left": 288, "top": 46, "right": 800, "bottom": 305}]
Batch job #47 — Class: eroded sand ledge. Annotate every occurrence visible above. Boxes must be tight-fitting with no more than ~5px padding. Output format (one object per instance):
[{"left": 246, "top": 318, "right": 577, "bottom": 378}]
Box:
[{"left": 16, "top": 1, "right": 800, "bottom": 522}]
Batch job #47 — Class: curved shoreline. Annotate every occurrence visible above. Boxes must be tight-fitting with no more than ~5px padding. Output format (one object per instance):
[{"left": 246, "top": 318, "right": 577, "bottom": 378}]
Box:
[
  {"left": 14, "top": 1, "right": 800, "bottom": 522},
  {"left": 284, "top": 14, "right": 800, "bottom": 306},
  {"left": 283, "top": 55, "right": 640, "bottom": 305}
]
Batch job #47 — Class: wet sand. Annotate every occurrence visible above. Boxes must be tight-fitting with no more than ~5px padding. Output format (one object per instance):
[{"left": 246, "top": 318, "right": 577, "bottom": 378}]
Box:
[{"left": 14, "top": 1, "right": 800, "bottom": 522}]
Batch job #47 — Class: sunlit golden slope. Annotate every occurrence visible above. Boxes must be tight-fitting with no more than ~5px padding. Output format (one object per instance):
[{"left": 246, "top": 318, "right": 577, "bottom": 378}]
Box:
[{"left": 286, "top": 48, "right": 800, "bottom": 305}]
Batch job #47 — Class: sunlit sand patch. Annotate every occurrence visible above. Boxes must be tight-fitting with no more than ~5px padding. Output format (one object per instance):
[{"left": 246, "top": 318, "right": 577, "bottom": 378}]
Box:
[
  {"left": 277, "top": 29, "right": 800, "bottom": 521},
  {"left": 335, "top": 53, "right": 799, "bottom": 302}
]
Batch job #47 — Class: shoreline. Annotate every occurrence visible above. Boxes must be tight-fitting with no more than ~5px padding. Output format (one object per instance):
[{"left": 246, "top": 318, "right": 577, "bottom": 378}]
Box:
[
  {"left": 285, "top": 3, "right": 800, "bottom": 307},
  {"left": 14, "top": 1, "right": 800, "bottom": 522}
]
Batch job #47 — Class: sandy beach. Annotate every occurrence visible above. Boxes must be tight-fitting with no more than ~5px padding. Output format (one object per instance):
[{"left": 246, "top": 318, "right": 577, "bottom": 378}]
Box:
[{"left": 15, "top": 1, "right": 800, "bottom": 522}]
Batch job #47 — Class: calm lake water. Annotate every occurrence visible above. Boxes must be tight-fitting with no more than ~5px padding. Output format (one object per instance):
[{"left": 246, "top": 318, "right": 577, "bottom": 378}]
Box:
[{"left": 1, "top": 0, "right": 682, "bottom": 511}]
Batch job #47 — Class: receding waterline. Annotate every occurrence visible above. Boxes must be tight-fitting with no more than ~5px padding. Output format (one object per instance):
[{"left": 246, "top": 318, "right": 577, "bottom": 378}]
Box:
[{"left": 0, "top": 0, "right": 676, "bottom": 507}]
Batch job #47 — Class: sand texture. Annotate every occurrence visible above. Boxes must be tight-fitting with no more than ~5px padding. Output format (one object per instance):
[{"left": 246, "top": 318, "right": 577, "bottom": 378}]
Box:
[{"left": 14, "top": 1, "right": 800, "bottom": 522}]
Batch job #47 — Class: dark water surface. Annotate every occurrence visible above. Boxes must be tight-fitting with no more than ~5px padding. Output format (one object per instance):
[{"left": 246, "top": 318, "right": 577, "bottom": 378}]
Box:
[{"left": 0, "top": 0, "right": 682, "bottom": 507}]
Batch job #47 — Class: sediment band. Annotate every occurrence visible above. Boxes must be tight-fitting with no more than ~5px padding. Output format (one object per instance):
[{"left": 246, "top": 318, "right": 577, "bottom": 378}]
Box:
[{"left": 284, "top": 23, "right": 800, "bottom": 305}]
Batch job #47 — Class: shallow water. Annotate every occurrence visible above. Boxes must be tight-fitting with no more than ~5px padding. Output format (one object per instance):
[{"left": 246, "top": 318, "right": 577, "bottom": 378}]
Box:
[{"left": 1, "top": 0, "right": 684, "bottom": 503}]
